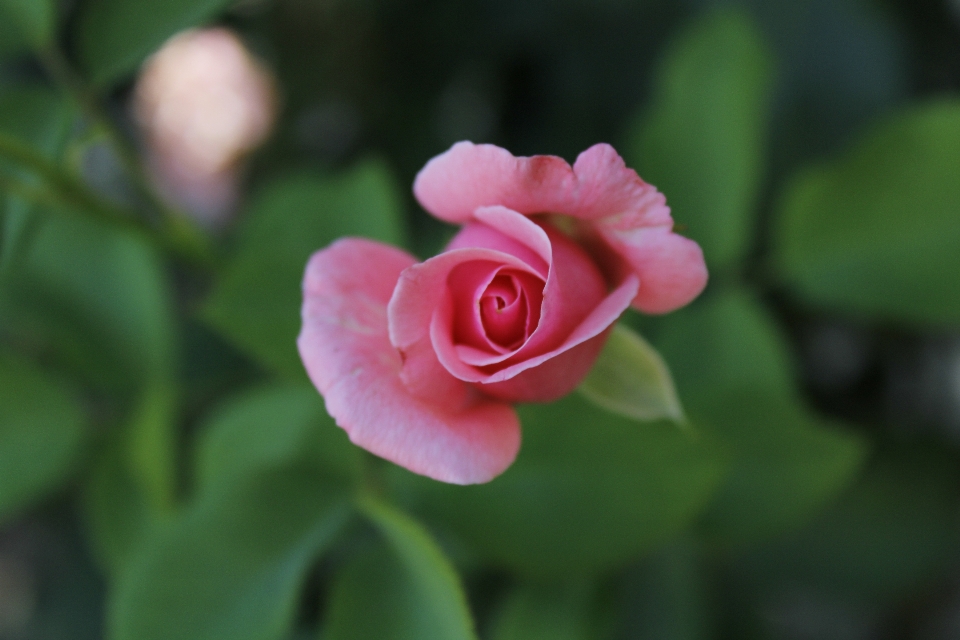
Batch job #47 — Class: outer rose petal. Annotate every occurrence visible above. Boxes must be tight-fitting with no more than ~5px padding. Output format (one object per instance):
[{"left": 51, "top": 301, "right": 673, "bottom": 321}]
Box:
[
  {"left": 413, "top": 141, "right": 708, "bottom": 314},
  {"left": 592, "top": 216, "right": 707, "bottom": 314},
  {"left": 413, "top": 142, "right": 671, "bottom": 225},
  {"left": 298, "top": 238, "right": 520, "bottom": 485}
]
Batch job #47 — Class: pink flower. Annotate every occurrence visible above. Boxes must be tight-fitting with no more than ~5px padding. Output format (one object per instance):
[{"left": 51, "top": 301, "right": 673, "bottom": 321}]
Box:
[{"left": 298, "top": 142, "right": 707, "bottom": 484}]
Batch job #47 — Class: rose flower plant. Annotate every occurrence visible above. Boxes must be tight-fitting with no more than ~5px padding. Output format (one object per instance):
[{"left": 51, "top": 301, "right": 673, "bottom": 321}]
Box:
[{"left": 298, "top": 142, "right": 707, "bottom": 484}]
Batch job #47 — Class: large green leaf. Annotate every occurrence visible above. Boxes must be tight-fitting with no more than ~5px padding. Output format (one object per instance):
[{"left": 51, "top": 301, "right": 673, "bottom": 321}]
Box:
[
  {"left": 578, "top": 322, "right": 683, "bottom": 422},
  {"left": 625, "top": 8, "right": 774, "bottom": 271},
  {"left": 772, "top": 100, "right": 960, "bottom": 325},
  {"left": 656, "top": 291, "right": 868, "bottom": 545},
  {"left": 80, "top": 379, "right": 179, "bottom": 576},
  {"left": 0, "top": 87, "right": 73, "bottom": 270},
  {"left": 0, "top": 6, "right": 29, "bottom": 58},
  {"left": 82, "top": 430, "right": 164, "bottom": 579},
  {"left": 203, "top": 161, "right": 406, "bottom": 378},
  {"left": 194, "top": 384, "right": 361, "bottom": 493},
  {"left": 75, "top": 0, "right": 235, "bottom": 85},
  {"left": 0, "top": 354, "right": 87, "bottom": 523},
  {"left": 0, "top": 214, "right": 177, "bottom": 391},
  {"left": 738, "top": 443, "right": 960, "bottom": 606},
  {"left": 392, "top": 393, "right": 726, "bottom": 576},
  {"left": 109, "top": 464, "right": 351, "bottom": 640},
  {"left": 0, "top": 0, "right": 55, "bottom": 48},
  {"left": 324, "top": 497, "right": 477, "bottom": 640},
  {"left": 489, "top": 581, "right": 597, "bottom": 640},
  {"left": 616, "top": 540, "right": 712, "bottom": 640}
]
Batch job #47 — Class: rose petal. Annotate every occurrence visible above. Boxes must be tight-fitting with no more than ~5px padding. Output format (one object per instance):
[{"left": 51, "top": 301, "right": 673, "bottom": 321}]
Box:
[
  {"left": 413, "top": 141, "right": 672, "bottom": 224},
  {"left": 446, "top": 260, "right": 514, "bottom": 355},
  {"left": 299, "top": 238, "right": 520, "bottom": 484},
  {"left": 446, "top": 217, "right": 549, "bottom": 277},
  {"left": 594, "top": 219, "right": 708, "bottom": 314}
]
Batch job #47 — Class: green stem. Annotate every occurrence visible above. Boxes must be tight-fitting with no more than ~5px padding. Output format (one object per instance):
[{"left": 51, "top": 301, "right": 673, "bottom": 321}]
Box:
[
  {"left": 36, "top": 47, "right": 218, "bottom": 269},
  {"left": 0, "top": 153, "right": 205, "bottom": 263},
  {"left": 0, "top": 170, "right": 141, "bottom": 235}
]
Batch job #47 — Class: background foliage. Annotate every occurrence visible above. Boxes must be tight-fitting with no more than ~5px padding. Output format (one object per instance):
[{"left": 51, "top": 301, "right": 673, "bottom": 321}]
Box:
[{"left": 1, "top": 0, "right": 960, "bottom": 638}]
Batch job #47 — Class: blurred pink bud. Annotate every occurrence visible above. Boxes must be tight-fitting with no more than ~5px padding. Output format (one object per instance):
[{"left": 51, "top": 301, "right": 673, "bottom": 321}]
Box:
[{"left": 134, "top": 27, "right": 277, "bottom": 227}]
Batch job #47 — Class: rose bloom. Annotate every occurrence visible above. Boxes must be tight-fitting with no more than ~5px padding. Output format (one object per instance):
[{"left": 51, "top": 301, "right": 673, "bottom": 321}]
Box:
[{"left": 298, "top": 142, "right": 707, "bottom": 484}]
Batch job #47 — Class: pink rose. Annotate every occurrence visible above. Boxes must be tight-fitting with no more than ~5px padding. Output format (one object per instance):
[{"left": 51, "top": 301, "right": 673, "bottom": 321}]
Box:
[{"left": 298, "top": 142, "right": 707, "bottom": 484}]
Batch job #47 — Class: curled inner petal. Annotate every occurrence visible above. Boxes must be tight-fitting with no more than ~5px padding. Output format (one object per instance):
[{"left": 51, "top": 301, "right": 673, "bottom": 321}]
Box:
[
  {"left": 447, "top": 260, "right": 545, "bottom": 356},
  {"left": 479, "top": 271, "right": 542, "bottom": 350}
]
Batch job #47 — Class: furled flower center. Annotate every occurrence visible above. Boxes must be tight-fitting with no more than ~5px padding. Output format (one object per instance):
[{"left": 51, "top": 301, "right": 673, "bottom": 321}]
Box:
[
  {"left": 448, "top": 261, "right": 544, "bottom": 356},
  {"left": 480, "top": 273, "right": 529, "bottom": 350}
]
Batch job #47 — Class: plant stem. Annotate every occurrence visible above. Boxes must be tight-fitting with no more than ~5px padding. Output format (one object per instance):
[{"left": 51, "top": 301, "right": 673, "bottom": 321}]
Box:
[
  {"left": 36, "top": 47, "right": 218, "bottom": 269},
  {"left": 0, "top": 144, "right": 206, "bottom": 263}
]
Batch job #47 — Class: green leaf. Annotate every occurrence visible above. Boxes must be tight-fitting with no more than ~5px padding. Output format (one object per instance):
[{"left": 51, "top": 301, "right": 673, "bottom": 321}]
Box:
[
  {"left": 656, "top": 291, "right": 868, "bottom": 545},
  {"left": 625, "top": 8, "right": 774, "bottom": 271},
  {"left": 392, "top": 393, "right": 726, "bottom": 576},
  {"left": 0, "top": 7, "right": 29, "bottom": 58},
  {"left": 0, "top": 87, "right": 70, "bottom": 149},
  {"left": 738, "top": 443, "right": 960, "bottom": 605},
  {"left": 324, "top": 497, "right": 477, "bottom": 640},
  {"left": 490, "top": 581, "right": 597, "bottom": 640},
  {"left": 0, "top": 87, "right": 73, "bottom": 270},
  {"left": 109, "top": 465, "right": 351, "bottom": 640},
  {"left": 128, "top": 382, "right": 179, "bottom": 510},
  {"left": 578, "top": 323, "right": 683, "bottom": 422},
  {"left": 616, "top": 539, "right": 712, "bottom": 640},
  {"left": 0, "top": 354, "right": 87, "bottom": 524},
  {"left": 75, "top": 0, "right": 235, "bottom": 85},
  {"left": 0, "top": 214, "right": 177, "bottom": 392},
  {"left": 203, "top": 161, "right": 406, "bottom": 378},
  {"left": 79, "top": 379, "right": 179, "bottom": 578},
  {"left": 0, "top": 0, "right": 55, "bottom": 48},
  {"left": 194, "top": 384, "right": 361, "bottom": 493},
  {"left": 772, "top": 99, "right": 960, "bottom": 325}
]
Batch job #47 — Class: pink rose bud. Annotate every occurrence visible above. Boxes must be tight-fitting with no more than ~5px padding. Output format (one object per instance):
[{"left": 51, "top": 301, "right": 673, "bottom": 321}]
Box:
[{"left": 298, "top": 142, "right": 708, "bottom": 484}]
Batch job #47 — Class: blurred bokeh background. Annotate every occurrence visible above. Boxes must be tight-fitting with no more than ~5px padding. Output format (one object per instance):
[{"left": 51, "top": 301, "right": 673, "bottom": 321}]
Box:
[{"left": 1, "top": 0, "right": 960, "bottom": 638}]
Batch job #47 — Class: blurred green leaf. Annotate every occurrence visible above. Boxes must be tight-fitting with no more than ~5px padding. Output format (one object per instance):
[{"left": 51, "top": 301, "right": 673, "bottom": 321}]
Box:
[
  {"left": 626, "top": 8, "right": 774, "bottom": 271},
  {"left": 75, "top": 0, "right": 235, "bottom": 85},
  {"left": 0, "top": 354, "right": 87, "bottom": 524},
  {"left": 0, "top": 0, "right": 55, "bottom": 48},
  {"left": 194, "top": 384, "right": 361, "bottom": 493},
  {"left": 0, "top": 87, "right": 69, "bottom": 149},
  {"left": 0, "top": 214, "right": 176, "bottom": 392},
  {"left": 490, "top": 581, "right": 596, "bottom": 640},
  {"left": 127, "top": 382, "right": 178, "bottom": 511},
  {"left": 738, "top": 443, "right": 960, "bottom": 605},
  {"left": 656, "top": 291, "right": 868, "bottom": 545},
  {"left": 0, "top": 86, "right": 73, "bottom": 270},
  {"left": 616, "top": 539, "right": 712, "bottom": 640},
  {"left": 109, "top": 464, "right": 351, "bottom": 640},
  {"left": 0, "top": 7, "right": 29, "bottom": 58},
  {"left": 324, "top": 497, "right": 477, "bottom": 640},
  {"left": 772, "top": 99, "right": 960, "bottom": 325},
  {"left": 203, "top": 160, "right": 406, "bottom": 378},
  {"left": 81, "top": 423, "right": 166, "bottom": 577},
  {"left": 81, "top": 379, "right": 179, "bottom": 574},
  {"left": 578, "top": 322, "right": 683, "bottom": 422},
  {"left": 393, "top": 393, "right": 726, "bottom": 576}
]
